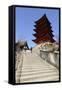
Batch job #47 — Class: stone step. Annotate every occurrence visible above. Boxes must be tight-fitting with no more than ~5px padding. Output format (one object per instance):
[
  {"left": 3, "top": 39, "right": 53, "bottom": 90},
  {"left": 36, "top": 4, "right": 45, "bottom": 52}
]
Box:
[
  {"left": 16, "top": 68, "right": 58, "bottom": 76},
  {"left": 22, "top": 66, "right": 56, "bottom": 71},
  {"left": 22, "top": 60, "right": 56, "bottom": 68},
  {"left": 22, "top": 64, "right": 56, "bottom": 67},
  {"left": 16, "top": 67, "right": 57, "bottom": 75},
  {"left": 20, "top": 69, "right": 58, "bottom": 76},
  {"left": 20, "top": 75, "right": 59, "bottom": 83},
  {"left": 20, "top": 73, "right": 59, "bottom": 83},
  {"left": 20, "top": 71, "right": 58, "bottom": 80},
  {"left": 20, "top": 68, "right": 57, "bottom": 73}
]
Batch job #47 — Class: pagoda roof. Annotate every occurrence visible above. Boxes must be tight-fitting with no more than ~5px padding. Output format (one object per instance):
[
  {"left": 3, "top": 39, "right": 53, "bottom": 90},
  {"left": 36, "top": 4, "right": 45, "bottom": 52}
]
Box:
[
  {"left": 34, "top": 23, "right": 51, "bottom": 29},
  {"left": 32, "top": 34, "right": 55, "bottom": 44},
  {"left": 33, "top": 29, "right": 53, "bottom": 33},
  {"left": 35, "top": 14, "right": 51, "bottom": 25},
  {"left": 33, "top": 26, "right": 53, "bottom": 34},
  {"left": 33, "top": 31, "right": 54, "bottom": 38},
  {"left": 32, "top": 38, "right": 55, "bottom": 44}
]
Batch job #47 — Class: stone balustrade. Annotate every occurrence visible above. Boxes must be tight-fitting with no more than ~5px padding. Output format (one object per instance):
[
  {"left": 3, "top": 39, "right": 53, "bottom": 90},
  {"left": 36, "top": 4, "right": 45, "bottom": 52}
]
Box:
[{"left": 40, "top": 50, "right": 59, "bottom": 69}]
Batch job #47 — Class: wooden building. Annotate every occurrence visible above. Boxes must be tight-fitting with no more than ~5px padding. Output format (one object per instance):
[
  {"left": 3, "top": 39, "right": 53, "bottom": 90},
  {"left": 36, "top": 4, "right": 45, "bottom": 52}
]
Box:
[
  {"left": 16, "top": 40, "right": 29, "bottom": 51},
  {"left": 32, "top": 14, "right": 55, "bottom": 44}
]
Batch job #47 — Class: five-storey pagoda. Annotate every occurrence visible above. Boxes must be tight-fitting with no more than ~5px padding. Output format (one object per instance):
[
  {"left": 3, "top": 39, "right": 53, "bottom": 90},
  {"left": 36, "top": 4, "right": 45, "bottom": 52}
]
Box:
[{"left": 32, "top": 14, "right": 55, "bottom": 44}]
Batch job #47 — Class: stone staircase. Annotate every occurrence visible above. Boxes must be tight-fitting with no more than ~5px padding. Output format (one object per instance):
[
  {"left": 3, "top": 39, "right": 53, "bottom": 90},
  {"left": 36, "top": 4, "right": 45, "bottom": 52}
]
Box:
[{"left": 16, "top": 50, "right": 59, "bottom": 83}]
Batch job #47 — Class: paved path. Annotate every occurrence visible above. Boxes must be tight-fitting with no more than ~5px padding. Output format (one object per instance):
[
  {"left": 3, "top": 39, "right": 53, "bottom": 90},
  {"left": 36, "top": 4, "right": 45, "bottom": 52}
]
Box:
[{"left": 16, "top": 50, "right": 59, "bottom": 83}]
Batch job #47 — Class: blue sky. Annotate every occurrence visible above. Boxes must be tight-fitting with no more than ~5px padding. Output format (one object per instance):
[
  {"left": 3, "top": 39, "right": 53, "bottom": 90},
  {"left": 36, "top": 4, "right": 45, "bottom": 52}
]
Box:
[{"left": 16, "top": 7, "right": 59, "bottom": 48}]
